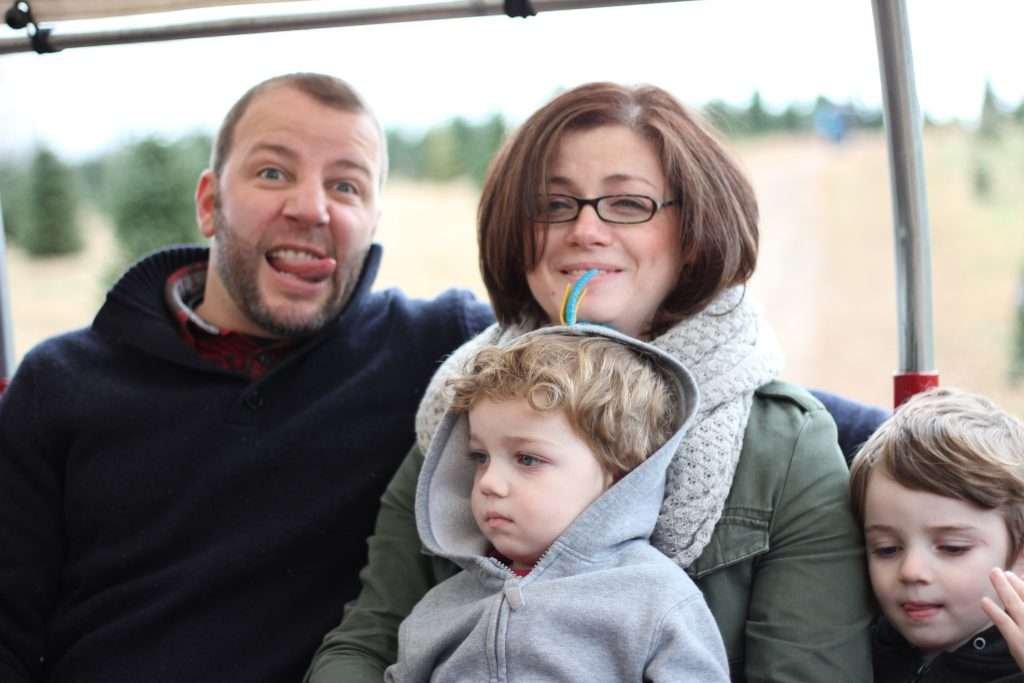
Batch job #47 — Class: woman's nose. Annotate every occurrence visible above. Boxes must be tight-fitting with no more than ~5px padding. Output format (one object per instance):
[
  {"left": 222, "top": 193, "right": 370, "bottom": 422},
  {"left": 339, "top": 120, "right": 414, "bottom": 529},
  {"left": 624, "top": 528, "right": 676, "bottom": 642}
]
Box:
[
  {"left": 284, "top": 179, "right": 329, "bottom": 226},
  {"left": 565, "top": 204, "right": 612, "bottom": 246}
]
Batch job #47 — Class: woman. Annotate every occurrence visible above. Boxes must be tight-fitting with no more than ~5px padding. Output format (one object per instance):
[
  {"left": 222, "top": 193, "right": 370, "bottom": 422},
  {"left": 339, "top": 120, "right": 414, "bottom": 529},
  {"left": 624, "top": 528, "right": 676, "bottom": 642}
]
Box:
[{"left": 306, "top": 82, "right": 874, "bottom": 682}]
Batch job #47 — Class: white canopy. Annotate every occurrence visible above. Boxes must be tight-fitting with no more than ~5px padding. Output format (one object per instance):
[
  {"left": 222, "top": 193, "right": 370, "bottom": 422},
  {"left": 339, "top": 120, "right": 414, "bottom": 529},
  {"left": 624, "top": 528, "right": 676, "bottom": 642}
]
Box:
[{"left": 20, "top": 0, "right": 289, "bottom": 22}]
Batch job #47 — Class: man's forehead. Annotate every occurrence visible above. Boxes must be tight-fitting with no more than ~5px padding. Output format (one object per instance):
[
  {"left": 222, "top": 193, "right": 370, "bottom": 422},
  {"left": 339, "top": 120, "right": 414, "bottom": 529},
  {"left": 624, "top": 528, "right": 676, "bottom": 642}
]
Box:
[{"left": 232, "top": 86, "right": 380, "bottom": 168}]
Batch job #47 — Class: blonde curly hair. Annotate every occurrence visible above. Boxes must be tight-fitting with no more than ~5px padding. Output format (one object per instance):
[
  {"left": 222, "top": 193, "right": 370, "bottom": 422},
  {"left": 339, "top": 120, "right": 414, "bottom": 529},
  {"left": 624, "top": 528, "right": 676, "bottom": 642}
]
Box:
[{"left": 449, "top": 333, "right": 678, "bottom": 482}]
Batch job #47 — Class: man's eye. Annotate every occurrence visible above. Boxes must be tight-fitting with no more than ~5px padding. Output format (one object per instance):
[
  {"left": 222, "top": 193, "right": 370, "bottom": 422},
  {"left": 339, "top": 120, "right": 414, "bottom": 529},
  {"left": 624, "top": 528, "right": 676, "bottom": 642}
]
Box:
[{"left": 258, "top": 167, "right": 284, "bottom": 180}]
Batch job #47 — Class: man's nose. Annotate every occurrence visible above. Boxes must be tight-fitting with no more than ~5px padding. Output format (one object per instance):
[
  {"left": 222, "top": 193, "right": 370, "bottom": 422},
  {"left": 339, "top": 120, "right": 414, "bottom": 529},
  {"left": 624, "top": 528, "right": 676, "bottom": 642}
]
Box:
[{"left": 284, "top": 178, "right": 329, "bottom": 226}]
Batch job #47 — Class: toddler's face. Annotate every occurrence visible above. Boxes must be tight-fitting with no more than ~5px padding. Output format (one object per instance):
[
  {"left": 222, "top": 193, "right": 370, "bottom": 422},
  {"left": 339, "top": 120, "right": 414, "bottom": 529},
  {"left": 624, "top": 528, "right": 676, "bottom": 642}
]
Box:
[
  {"left": 864, "top": 469, "right": 1023, "bottom": 654},
  {"left": 466, "top": 398, "right": 612, "bottom": 572}
]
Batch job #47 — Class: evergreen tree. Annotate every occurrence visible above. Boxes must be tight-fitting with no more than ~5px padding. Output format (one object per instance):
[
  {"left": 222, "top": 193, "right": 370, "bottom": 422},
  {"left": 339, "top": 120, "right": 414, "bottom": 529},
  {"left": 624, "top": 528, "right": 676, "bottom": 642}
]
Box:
[
  {"left": 746, "top": 91, "right": 771, "bottom": 133},
  {"left": 106, "top": 136, "right": 202, "bottom": 269},
  {"left": 978, "top": 80, "right": 1002, "bottom": 139},
  {"left": 23, "top": 146, "right": 82, "bottom": 256}
]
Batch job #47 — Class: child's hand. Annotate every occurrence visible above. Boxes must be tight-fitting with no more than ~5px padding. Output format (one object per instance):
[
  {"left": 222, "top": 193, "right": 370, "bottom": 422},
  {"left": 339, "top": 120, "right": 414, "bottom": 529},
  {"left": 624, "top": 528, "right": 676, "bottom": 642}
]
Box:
[{"left": 982, "top": 567, "right": 1024, "bottom": 670}]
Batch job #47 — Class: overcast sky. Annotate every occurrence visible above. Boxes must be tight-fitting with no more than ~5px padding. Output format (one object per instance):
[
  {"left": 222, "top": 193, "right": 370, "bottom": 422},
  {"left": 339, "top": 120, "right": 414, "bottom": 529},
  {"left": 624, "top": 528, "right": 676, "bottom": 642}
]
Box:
[{"left": 0, "top": 0, "right": 1022, "bottom": 160}]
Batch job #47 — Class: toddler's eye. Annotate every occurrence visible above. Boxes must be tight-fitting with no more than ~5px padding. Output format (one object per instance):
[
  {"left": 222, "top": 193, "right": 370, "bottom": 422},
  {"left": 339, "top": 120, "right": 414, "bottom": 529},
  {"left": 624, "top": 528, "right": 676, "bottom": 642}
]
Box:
[
  {"left": 333, "top": 180, "right": 358, "bottom": 194},
  {"left": 516, "top": 454, "right": 542, "bottom": 467},
  {"left": 871, "top": 546, "right": 900, "bottom": 559},
  {"left": 467, "top": 451, "right": 488, "bottom": 465}
]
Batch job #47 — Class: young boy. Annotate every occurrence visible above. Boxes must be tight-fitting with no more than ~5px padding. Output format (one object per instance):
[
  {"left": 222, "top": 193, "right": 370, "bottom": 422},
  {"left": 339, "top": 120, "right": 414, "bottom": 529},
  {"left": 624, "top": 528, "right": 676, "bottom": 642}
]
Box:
[
  {"left": 849, "top": 387, "right": 1024, "bottom": 682},
  {"left": 384, "top": 325, "right": 729, "bottom": 682}
]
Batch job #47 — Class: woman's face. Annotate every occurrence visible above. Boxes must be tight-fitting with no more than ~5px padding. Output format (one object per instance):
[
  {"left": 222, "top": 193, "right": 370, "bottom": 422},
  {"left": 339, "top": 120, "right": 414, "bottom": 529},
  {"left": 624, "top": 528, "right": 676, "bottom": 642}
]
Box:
[{"left": 525, "top": 125, "right": 684, "bottom": 339}]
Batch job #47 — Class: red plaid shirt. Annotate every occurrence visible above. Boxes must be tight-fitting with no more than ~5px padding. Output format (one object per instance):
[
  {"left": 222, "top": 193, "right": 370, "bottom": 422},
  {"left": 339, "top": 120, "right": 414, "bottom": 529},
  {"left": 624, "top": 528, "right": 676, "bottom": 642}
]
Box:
[{"left": 164, "top": 262, "right": 296, "bottom": 380}]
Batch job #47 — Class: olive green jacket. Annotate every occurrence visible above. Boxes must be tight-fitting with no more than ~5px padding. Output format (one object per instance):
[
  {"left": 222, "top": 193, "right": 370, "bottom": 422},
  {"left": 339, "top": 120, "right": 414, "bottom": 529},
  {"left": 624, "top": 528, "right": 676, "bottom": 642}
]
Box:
[{"left": 305, "top": 381, "right": 874, "bottom": 683}]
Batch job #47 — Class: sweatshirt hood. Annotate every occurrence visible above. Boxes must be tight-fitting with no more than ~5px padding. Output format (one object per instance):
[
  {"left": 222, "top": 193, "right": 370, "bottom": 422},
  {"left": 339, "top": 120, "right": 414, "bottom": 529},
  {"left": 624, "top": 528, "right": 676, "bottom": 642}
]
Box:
[{"left": 415, "top": 323, "right": 700, "bottom": 574}]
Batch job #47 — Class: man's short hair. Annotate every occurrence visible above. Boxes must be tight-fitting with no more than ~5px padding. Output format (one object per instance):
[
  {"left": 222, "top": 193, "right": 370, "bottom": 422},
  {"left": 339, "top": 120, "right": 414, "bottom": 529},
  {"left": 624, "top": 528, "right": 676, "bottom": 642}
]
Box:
[
  {"left": 849, "top": 387, "right": 1024, "bottom": 561},
  {"left": 209, "top": 72, "right": 388, "bottom": 184},
  {"left": 448, "top": 333, "right": 678, "bottom": 481}
]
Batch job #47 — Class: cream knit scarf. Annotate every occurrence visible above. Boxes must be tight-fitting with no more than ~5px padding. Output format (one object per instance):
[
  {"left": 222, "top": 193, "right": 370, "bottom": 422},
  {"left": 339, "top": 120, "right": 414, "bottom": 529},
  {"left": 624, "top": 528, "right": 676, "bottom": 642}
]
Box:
[{"left": 414, "top": 286, "right": 783, "bottom": 569}]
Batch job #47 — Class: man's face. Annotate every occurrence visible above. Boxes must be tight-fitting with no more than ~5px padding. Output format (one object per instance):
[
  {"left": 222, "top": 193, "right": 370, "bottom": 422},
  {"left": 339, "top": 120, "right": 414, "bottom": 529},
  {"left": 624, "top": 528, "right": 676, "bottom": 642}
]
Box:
[
  {"left": 864, "top": 469, "right": 1024, "bottom": 655},
  {"left": 195, "top": 84, "right": 382, "bottom": 338}
]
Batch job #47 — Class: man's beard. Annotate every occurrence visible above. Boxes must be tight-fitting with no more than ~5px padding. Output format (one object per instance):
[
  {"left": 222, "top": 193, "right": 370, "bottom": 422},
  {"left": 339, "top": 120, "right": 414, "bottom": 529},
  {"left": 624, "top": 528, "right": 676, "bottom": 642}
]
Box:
[{"left": 211, "top": 207, "right": 367, "bottom": 338}]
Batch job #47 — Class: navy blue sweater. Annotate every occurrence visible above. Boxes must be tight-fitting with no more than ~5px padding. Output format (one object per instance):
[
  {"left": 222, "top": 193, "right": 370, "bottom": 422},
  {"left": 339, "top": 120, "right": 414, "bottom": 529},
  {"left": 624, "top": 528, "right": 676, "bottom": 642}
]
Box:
[{"left": 0, "top": 244, "right": 493, "bottom": 682}]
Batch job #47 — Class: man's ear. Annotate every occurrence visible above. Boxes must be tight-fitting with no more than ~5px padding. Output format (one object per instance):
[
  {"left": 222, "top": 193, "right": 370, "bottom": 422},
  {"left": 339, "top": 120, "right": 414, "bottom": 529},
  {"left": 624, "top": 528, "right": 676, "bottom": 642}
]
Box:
[{"left": 196, "top": 170, "right": 218, "bottom": 238}]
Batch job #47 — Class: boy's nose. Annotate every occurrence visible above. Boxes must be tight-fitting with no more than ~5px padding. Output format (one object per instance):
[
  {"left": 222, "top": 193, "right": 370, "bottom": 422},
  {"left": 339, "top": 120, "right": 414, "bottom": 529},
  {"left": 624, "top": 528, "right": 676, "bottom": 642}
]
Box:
[{"left": 898, "top": 548, "right": 932, "bottom": 583}]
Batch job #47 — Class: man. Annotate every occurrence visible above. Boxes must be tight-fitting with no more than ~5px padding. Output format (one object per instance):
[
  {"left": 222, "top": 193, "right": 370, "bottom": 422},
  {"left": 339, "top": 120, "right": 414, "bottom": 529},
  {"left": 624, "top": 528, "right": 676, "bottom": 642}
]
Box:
[{"left": 0, "top": 73, "right": 492, "bottom": 682}]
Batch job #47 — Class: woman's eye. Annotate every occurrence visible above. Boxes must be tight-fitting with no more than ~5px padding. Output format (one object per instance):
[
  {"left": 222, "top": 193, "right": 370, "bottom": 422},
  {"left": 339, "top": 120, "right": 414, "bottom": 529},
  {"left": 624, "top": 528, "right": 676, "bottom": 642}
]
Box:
[{"left": 609, "top": 196, "right": 646, "bottom": 210}]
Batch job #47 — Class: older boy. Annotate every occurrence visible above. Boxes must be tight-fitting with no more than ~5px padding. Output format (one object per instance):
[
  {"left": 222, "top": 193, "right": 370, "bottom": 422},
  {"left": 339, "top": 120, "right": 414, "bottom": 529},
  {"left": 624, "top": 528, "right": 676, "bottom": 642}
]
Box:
[
  {"left": 849, "top": 387, "right": 1024, "bottom": 682},
  {"left": 383, "top": 325, "right": 728, "bottom": 682}
]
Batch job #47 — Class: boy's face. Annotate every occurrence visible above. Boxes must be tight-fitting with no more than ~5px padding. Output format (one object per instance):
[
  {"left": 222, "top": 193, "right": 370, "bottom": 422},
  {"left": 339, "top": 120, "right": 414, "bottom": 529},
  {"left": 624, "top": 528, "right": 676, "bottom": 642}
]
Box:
[
  {"left": 864, "top": 468, "right": 1024, "bottom": 654},
  {"left": 467, "top": 398, "right": 612, "bottom": 572}
]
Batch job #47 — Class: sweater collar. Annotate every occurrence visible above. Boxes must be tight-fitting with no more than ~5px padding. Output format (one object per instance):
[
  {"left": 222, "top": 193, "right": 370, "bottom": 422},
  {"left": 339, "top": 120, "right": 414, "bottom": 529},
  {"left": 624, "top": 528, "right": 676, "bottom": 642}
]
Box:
[{"left": 93, "top": 243, "right": 383, "bottom": 371}]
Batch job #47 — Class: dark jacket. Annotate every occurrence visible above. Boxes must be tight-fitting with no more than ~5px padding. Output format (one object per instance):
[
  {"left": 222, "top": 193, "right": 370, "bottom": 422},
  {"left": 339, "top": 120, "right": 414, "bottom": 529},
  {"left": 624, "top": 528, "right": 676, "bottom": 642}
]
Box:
[
  {"left": 0, "top": 244, "right": 493, "bottom": 682},
  {"left": 873, "top": 617, "right": 1024, "bottom": 682}
]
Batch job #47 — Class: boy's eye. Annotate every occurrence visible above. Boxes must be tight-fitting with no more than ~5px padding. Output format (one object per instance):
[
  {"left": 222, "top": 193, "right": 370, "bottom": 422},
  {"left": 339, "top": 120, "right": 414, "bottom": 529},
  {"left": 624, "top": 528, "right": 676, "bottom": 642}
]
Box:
[
  {"left": 467, "top": 451, "right": 488, "bottom": 465},
  {"left": 939, "top": 544, "right": 971, "bottom": 556}
]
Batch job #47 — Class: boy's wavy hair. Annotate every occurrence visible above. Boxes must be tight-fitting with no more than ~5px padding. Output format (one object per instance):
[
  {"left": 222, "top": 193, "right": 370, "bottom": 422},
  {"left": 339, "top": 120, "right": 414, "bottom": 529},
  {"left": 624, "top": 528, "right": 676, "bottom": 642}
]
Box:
[
  {"left": 448, "top": 334, "right": 678, "bottom": 482},
  {"left": 849, "top": 387, "right": 1024, "bottom": 563}
]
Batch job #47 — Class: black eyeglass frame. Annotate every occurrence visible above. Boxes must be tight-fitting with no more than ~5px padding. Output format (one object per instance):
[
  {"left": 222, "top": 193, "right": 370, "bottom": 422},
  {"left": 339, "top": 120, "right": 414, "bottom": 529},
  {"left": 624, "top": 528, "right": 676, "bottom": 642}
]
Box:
[{"left": 531, "top": 193, "right": 681, "bottom": 225}]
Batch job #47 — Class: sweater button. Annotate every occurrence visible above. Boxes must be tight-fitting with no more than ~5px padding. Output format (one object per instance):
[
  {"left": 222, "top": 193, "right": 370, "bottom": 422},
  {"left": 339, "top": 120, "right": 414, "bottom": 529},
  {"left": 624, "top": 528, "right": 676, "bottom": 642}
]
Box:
[
  {"left": 973, "top": 636, "right": 986, "bottom": 650},
  {"left": 244, "top": 392, "right": 263, "bottom": 410}
]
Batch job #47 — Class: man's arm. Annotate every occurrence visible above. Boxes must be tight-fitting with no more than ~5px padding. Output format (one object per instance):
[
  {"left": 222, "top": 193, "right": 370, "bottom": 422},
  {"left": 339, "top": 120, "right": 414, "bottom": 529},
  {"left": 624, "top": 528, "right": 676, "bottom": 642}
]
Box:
[
  {"left": 0, "top": 356, "right": 63, "bottom": 681},
  {"left": 305, "top": 444, "right": 452, "bottom": 683}
]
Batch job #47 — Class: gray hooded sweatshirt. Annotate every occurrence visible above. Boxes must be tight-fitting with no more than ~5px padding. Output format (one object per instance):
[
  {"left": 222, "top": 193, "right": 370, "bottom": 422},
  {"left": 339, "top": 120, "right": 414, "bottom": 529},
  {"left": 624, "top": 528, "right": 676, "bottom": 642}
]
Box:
[{"left": 385, "top": 325, "right": 730, "bottom": 682}]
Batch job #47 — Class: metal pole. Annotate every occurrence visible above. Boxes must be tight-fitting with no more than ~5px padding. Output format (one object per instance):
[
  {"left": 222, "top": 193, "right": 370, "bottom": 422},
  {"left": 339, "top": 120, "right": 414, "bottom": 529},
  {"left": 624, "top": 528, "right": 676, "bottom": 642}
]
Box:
[
  {"left": 0, "top": 0, "right": 685, "bottom": 54},
  {"left": 0, "top": 195, "right": 15, "bottom": 390},
  {"left": 870, "top": 0, "right": 937, "bottom": 407}
]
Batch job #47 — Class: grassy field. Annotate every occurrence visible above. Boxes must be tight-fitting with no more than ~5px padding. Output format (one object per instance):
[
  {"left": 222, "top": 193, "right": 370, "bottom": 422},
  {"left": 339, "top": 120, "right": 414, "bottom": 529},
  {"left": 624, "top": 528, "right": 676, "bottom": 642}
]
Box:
[{"left": 5, "top": 126, "right": 1023, "bottom": 413}]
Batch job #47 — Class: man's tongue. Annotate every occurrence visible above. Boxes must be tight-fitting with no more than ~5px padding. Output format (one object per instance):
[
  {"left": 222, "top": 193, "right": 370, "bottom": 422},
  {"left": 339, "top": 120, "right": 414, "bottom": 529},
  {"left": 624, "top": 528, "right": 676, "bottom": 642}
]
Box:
[{"left": 267, "top": 251, "right": 336, "bottom": 282}]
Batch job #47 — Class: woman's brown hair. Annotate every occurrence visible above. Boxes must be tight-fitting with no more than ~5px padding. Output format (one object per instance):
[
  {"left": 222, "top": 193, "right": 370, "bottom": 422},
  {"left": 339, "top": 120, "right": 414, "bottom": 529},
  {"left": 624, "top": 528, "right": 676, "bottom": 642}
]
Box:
[{"left": 478, "top": 82, "right": 759, "bottom": 337}]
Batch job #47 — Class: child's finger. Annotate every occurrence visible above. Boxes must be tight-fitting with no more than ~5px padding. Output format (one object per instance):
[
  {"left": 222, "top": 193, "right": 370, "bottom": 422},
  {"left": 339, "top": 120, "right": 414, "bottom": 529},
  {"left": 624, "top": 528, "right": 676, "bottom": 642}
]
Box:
[{"left": 991, "top": 568, "right": 1024, "bottom": 622}]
